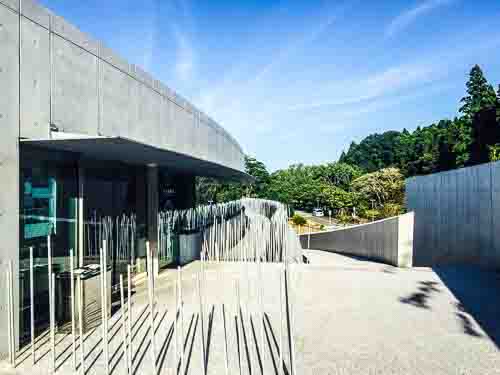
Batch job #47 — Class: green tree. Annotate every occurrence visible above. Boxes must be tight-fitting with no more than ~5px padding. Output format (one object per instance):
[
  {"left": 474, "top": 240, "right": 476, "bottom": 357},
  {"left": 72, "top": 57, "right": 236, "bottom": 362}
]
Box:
[
  {"left": 351, "top": 168, "right": 405, "bottom": 208},
  {"left": 341, "top": 132, "right": 401, "bottom": 172},
  {"left": 315, "top": 162, "right": 363, "bottom": 189},
  {"left": 497, "top": 85, "right": 500, "bottom": 123},
  {"left": 196, "top": 156, "right": 270, "bottom": 203},
  {"left": 457, "top": 65, "right": 499, "bottom": 165},
  {"left": 244, "top": 156, "right": 271, "bottom": 198},
  {"left": 319, "top": 183, "right": 358, "bottom": 211},
  {"left": 460, "top": 65, "right": 498, "bottom": 118}
]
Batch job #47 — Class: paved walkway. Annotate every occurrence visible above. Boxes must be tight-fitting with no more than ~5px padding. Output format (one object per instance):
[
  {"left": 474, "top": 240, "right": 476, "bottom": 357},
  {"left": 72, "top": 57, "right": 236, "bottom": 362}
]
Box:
[
  {"left": 2, "top": 251, "right": 499, "bottom": 375},
  {"left": 299, "top": 250, "right": 500, "bottom": 375}
]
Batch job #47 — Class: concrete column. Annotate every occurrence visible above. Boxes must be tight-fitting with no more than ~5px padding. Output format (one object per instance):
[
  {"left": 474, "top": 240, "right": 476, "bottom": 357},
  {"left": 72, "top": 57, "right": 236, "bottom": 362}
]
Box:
[
  {"left": 147, "top": 164, "right": 159, "bottom": 276},
  {"left": 0, "top": 3, "right": 20, "bottom": 359}
]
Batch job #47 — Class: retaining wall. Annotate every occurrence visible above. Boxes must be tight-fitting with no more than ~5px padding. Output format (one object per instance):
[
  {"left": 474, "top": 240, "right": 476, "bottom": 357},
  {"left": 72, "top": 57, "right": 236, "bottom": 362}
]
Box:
[
  {"left": 299, "top": 212, "right": 414, "bottom": 267},
  {"left": 406, "top": 161, "right": 500, "bottom": 268}
]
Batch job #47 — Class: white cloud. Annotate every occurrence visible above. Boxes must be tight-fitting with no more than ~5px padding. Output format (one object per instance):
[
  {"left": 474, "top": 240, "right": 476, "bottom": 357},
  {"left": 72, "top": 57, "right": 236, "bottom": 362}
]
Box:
[
  {"left": 138, "top": 0, "right": 160, "bottom": 70},
  {"left": 385, "top": 0, "right": 456, "bottom": 38},
  {"left": 286, "top": 62, "right": 437, "bottom": 112},
  {"left": 173, "top": 27, "right": 195, "bottom": 81}
]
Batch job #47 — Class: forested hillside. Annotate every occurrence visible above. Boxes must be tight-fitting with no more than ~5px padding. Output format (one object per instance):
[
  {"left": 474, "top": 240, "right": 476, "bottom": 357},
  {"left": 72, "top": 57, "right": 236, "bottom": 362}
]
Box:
[
  {"left": 196, "top": 65, "right": 500, "bottom": 223},
  {"left": 340, "top": 65, "right": 500, "bottom": 176}
]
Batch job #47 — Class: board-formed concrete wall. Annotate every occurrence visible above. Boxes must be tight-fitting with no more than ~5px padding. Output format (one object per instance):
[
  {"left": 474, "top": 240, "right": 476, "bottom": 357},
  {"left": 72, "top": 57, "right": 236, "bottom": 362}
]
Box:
[
  {"left": 406, "top": 161, "right": 500, "bottom": 269},
  {"left": 0, "top": 0, "right": 246, "bottom": 358},
  {"left": 299, "top": 212, "right": 414, "bottom": 267},
  {"left": 0, "top": 2, "right": 20, "bottom": 360},
  {"left": 0, "top": 0, "right": 245, "bottom": 174}
]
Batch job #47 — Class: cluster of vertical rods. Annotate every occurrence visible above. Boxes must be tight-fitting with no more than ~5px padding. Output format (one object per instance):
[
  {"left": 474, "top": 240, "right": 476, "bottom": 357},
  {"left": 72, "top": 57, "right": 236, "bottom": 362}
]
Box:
[
  {"left": 4, "top": 253, "right": 298, "bottom": 375},
  {"left": 4, "top": 198, "right": 300, "bottom": 374}
]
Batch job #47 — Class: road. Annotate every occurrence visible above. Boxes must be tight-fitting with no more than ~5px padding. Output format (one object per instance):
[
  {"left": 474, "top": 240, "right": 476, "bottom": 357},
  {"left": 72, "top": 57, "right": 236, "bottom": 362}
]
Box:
[{"left": 295, "top": 210, "right": 339, "bottom": 229}]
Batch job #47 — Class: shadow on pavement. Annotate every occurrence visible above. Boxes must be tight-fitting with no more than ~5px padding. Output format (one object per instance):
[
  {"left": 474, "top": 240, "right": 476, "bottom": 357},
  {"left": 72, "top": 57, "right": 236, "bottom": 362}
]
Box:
[
  {"left": 434, "top": 266, "right": 500, "bottom": 348},
  {"left": 399, "top": 280, "right": 441, "bottom": 309}
]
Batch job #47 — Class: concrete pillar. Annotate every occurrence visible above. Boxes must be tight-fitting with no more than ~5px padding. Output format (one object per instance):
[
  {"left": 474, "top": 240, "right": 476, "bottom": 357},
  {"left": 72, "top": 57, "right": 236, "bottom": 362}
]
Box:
[
  {"left": 147, "top": 164, "right": 159, "bottom": 276},
  {"left": 134, "top": 166, "right": 147, "bottom": 267},
  {"left": 0, "top": 3, "right": 20, "bottom": 359}
]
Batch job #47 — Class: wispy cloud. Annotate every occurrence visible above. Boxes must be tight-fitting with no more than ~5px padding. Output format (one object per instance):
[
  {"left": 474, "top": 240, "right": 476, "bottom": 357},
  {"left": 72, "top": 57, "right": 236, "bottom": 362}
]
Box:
[
  {"left": 199, "top": 1, "right": 353, "bottom": 127},
  {"left": 385, "top": 0, "right": 455, "bottom": 38},
  {"left": 163, "top": 0, "right": 196, "bottom": 82},
  {"left": 172, "top": 26, "right": 195, "bottom": 81},
  {"left": 286, "top": 62, "right": 437, "bottom": 112},
  {"left": 139, "top": 0, "right": 160, "bottom": 70},
  {"left": 248, "top": 2, "right": 355, "bottom": 87}
]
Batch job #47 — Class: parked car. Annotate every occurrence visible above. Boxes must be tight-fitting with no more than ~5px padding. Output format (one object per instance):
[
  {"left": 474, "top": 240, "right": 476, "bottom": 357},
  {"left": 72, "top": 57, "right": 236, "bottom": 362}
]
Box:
[{"left": 312, "top": 208, "right": 324, "bottom": 217}]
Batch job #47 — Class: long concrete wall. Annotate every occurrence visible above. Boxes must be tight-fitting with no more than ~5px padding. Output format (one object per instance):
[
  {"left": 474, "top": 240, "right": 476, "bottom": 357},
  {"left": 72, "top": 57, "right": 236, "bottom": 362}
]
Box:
[
  {"left": 406, "top": 161, "right": 500, "bottom": 269},
  {"left": 0, "top": 0, "right": 245, "bottom": 174},
  {"left": 299, "top": 213, "right": 414, "bottom": 267}
]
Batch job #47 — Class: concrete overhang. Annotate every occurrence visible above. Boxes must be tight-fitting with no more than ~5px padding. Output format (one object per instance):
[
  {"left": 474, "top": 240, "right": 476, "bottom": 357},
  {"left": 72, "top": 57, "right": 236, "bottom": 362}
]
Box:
[{"left": 21, "top": 136, "right": 253, "bottom": 183}]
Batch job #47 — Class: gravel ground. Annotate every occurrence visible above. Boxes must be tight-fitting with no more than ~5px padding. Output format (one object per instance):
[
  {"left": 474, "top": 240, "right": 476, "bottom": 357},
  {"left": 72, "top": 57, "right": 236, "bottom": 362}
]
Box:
[{"left": 2, "top": 250, "right": 499, "bottom": 375}]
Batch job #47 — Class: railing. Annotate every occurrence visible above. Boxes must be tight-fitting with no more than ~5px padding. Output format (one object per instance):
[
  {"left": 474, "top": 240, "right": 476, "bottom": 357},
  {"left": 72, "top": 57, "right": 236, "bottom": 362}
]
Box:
[
  {"left": 158, "top": 198, "right": 303, "bottom": 265},
  {"left": 84, "top": 212, "right": 137, "bottom": 262}
]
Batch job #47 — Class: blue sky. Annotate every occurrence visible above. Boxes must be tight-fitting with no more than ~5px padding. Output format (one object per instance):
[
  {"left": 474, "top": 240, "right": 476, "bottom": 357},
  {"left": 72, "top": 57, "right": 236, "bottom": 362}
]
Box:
[{"left": 40, "top": 0, "right": 500, "bottom": 171}]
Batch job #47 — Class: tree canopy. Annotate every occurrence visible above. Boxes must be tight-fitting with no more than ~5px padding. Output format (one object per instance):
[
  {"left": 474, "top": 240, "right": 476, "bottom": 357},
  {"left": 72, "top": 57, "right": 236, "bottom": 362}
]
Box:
[
  {"left": 196, "top": 65, "right": 500, "bottom": 223},
  {"left": 340, "top": 65, "right": 500, "bottom": 175}
]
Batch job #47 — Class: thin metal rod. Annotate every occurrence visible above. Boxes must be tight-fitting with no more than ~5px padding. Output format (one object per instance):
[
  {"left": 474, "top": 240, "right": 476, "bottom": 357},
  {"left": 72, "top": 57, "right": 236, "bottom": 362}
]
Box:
[
  {"left": 48, "top": 236, "right": 55, "bottom": 374},
  {"left": 279, "top": 266, "right": 284, "bottom": 375},
  {"left": 236, "top": 279, "right": 243, "bottom": 375},
  {"left": 146, "top": 242, "right": 157, "bottom": 373},
  {"left": 307, "top": 225, "right": 311, "bottom": 249},
  {"left": 100, "top": 248, "right": 106, "bottom": 372},
  {"left": 286, "top": 265, "right": 297, "bottom": 375},
  {"left": 175, "top": 267, "right": 179, "bottom": 374},
  {"left": 221, "top": 271, "right": 229, "bottom": 375},
  {"left": 259, "top": 260, "right": 265, "bottom": 375},
  {"left": 6, "top": 261, "right": 14, "bottom": 366},
  {"left": 197, "top": 273, "right": 206, "bottom": 375},
  {"left": 127, "top": 265, "right": 132, "bottom": 373},
  {"left": 179, "top": 266, "right": 184, "bottom": 373},
  {"left": 30, "top": 247, "right": 35, "bottom": 365},
  {"left": 47, "top": 236, "right": 53, "bottom": 371},
  {"left": 70, "top": 250, "right": 76, "bottom": 370},
  {"left": 78, "top": 276, "right": 84, "bottom": 375},
  {"left": 103, "top": 241, "right": 110, "bottom": 374},
  {"left": 51, "top": 272, "right": 56, "bottom": 374},
  {"left": 120, "top": 275, "right": 129, "bottom": 375}
]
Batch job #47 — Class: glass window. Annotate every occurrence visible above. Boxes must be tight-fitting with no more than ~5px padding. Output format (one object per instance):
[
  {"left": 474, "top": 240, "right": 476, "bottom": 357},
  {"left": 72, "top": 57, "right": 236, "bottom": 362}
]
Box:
[{"left": 19, "top": 145, "right": 78, "bottom": 344}]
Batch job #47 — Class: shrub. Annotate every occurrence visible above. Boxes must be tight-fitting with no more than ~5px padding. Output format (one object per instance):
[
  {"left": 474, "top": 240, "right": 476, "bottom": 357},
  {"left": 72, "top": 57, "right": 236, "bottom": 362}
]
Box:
[
  {"left": 363, "top": 209, "right": 381, "bottom": 221},
  {"left": 291, "top": 214, "right": 307, "bottom": 226},
  {"left": 337, "top": 212, "right": 352, "bottom": 226},
  {"left": 380, "top": 203, "right": 404, "bottom": 218}
]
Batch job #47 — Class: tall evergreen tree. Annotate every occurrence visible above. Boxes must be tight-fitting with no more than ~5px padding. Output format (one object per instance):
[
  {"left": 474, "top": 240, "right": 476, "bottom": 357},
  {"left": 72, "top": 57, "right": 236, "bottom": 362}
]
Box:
[
  {"left": 458, "top": 65, "right": 498, "bottom": 165},
  {"left": 497, "top": 85, "right": 500, "bottom": 123},
  {"left": 459, "top": 65, "right": 498, "bottom": 118}
]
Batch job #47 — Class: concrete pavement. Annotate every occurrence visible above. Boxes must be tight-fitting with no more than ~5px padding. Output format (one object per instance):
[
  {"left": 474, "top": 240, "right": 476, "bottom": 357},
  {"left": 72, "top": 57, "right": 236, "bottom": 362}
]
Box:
[
  {"left": 2, "top": 252, "right": 499, "bottom": 375},
  {"left": 299, "top": 250, "right": 500, "bottom": 375}
]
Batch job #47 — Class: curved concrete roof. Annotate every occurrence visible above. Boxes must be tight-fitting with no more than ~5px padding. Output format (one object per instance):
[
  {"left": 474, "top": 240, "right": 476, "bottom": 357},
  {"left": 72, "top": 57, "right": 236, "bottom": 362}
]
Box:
[{"left": 1, "top": 0, "right": 246, "bottom": 177}]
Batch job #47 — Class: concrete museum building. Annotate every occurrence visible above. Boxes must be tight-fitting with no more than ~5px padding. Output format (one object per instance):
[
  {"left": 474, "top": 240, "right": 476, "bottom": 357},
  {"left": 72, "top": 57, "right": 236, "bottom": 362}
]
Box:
[{"left": 0, "top": 0, "right": 249, "bottom": 358}]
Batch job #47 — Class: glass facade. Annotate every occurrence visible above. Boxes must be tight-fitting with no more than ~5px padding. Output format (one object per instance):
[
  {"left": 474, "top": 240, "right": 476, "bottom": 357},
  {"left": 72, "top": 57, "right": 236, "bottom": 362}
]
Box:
[
  {"left": 19, "top": 145, "right": 78, "bottom": 342},
  {"left": 18, "top": 145, "right": 194, "bottom": 345}
]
